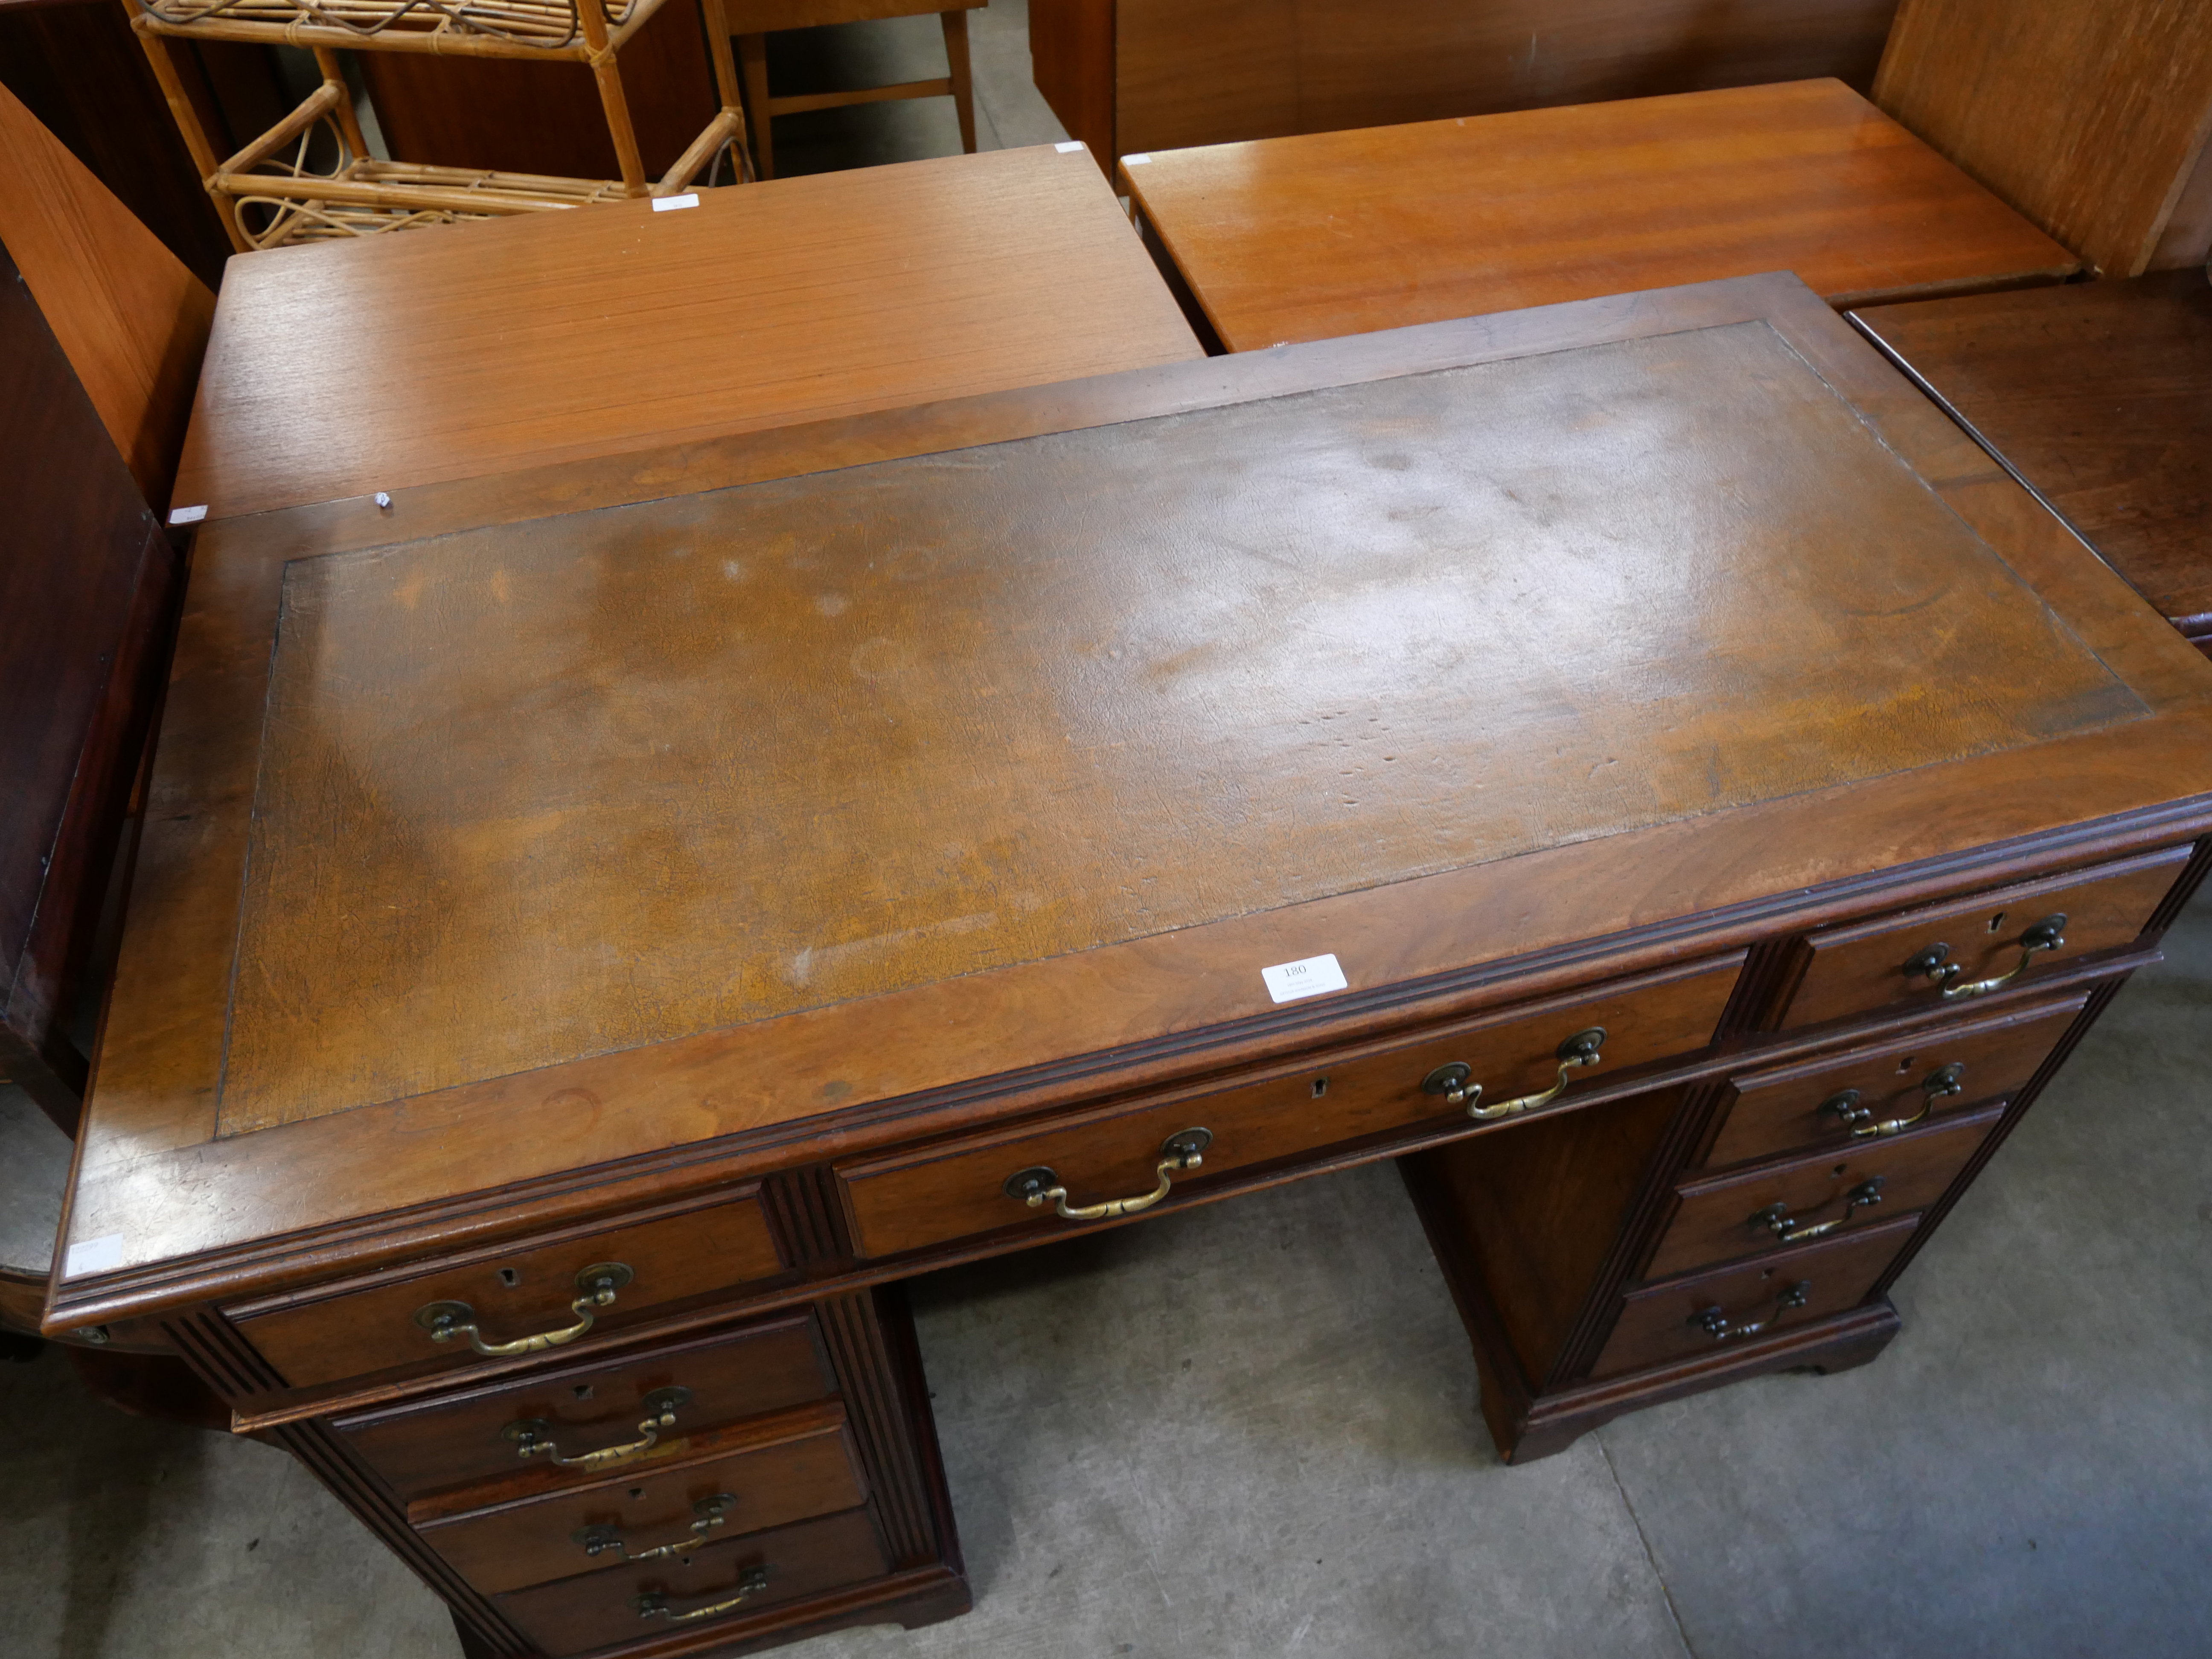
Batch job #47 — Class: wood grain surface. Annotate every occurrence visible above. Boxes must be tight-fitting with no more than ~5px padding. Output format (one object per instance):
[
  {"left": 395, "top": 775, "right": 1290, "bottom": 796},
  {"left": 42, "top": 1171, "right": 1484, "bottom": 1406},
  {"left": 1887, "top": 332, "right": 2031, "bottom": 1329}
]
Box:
[
  {"left": 1108, "top": 0, "right": 1898, "bottom": 159},
  {"left": 0, "top": 79, "right": 214, "bottom": 507},
  {"left": 217, "top": 318, "right": 2129, "bottom": 1132},
  {"left": 1873, "top": 0, "right": 2212, "bottom": 277},
  {"left": 1852, "top": 272, "right": 2212, "bottom": 646},
  {"left": 55, "top": 274, "right": 2212, "bottom": 1311},
  {"left": 169, "top": 145, "right": 1198, "bottom": 521},
  {"left": 1123, "top": 80, "right": 2076, "bottom": 354}
]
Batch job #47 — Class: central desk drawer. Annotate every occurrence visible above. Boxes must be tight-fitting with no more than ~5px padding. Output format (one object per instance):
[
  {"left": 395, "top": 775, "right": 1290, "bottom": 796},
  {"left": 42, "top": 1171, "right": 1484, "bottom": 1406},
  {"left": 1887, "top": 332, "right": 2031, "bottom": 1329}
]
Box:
[
  {"left": 335, "top": 1313, "right": 837, "bottom": 1503},
  {"left": 1646, "top": 1103, "right": 2003, "bottom": 1281},
  {"left": 836, "top": 955, "right": 1742, "bottom": 1260},
  {"left": 495, "top": 1507, "right": 891, "bottom": 1657},
  {"left": 414, "top": 1402, "right": 867, "bottom": 1595},
  {"left": 232, "top": 1190, "right": 787, "bottom": 1389}
]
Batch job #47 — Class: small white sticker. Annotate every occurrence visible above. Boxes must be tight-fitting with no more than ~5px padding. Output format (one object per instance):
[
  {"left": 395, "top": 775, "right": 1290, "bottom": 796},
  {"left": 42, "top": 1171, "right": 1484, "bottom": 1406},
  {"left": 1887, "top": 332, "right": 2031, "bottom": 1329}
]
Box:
[
  {"left": 65, "top": 1234, "right": 127, "bottom": 1276},
  {"left": 1056, "top": 140, "right": 1086, "bottom": 153},
  {"left": 168, "top": 504, "right": 207, "bottom": 525},
  {"left": 1123, "top": 152, "right": 1152, "bottom": 166},
  {"left": 1260, "top": 953, "right": 1348, "bottom": 1004},
  {"left": 653, "top": 193, "right": 700, "bottom": 212}
]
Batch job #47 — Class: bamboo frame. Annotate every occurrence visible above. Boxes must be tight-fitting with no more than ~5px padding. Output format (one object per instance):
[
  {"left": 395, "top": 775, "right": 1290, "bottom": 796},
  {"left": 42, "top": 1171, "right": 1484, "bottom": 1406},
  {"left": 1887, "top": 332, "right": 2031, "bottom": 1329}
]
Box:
[{"left": 122, "top": 0, "right": 752, "bottom": 250}]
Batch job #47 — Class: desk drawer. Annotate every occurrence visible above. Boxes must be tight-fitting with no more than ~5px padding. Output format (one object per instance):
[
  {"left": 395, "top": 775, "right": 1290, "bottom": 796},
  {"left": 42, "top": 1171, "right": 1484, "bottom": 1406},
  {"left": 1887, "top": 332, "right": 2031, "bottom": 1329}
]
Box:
[
  {"left": 837, "top": 956, "right": 1741, "bottom": 1260},
  {"left": 1775, "top": 846, "right": 2186, "bottom": 1030},
  {"left": 1647, "top": 1103, "right": 2002, "bottom": 1281},
  {"left": 495, "top": 1506, "right": 891, "bottom": 1657},
  {"left": 1592, "top": 1213, "right": 1919, "bottom": 1380},
  {"left": 1703, "top": 995, "right": 2084, "bottom": 1170},
  {"left": 336, "top": 1312, "right": 836, "bottom": 1502},
  {"left": 233, "top": 1191, "right": 786, "bottom": 1389},
  {"left": 415, "top": 1402, "right": 867, "bottom": 1595}
]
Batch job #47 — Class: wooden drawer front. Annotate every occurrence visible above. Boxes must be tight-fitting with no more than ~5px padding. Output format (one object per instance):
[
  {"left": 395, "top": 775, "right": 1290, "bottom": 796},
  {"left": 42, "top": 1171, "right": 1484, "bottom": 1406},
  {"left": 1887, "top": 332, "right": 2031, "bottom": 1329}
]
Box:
[
  {"left": 234, "top": 1191, "right": 786, "bottom": 1389},
  {"left": 416, "top": 1402, "right": 867, "bottom": 1596},
  {"left": 1703, "top": 994, "right": 2084, "bottom": 1170},
  {"left": 1592, "top": 1213, "right": 1919, "bottom": 1380},
  {"left": 495, "top": 1506, "right": 891, "bottom": 1657},
  {"left": 1777, "top": 846, "right": 2186, "bottom": 1030},
  {"left": 336, "top": 1312, "right": 835, "bottom": 1503},
  {"left": 837, "top": 955, "right": 1743, "bottom": 1260},
  {"left": 1647, "top": 1103, "right": 2002, "bottom": 1281}
]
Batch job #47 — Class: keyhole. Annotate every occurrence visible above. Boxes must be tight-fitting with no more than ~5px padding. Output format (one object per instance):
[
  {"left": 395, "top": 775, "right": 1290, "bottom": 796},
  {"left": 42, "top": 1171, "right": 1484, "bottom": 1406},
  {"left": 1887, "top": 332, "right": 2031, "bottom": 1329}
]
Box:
[
  {"left": 1987, "top": 911, "right": 2007, "bottom": 933},
  {"left": 628, "top": 1487, "right": 645, "bottom": 1500},
  {"left": 1311, "top": 1077, "right": 1330, "bottom": 1098},
  {"left": 498, "top": 1267, "right": 520, "bottom": 1287},
  {"left": 1895, "top": 1055, "right": 1915, "bottom": 1074},
  {"left": 1832, "top": 1164, "right": 1848, "bottom": 1177},
  {"left": 572, "top": 1384, "right": 594, "bottom": 1401}
]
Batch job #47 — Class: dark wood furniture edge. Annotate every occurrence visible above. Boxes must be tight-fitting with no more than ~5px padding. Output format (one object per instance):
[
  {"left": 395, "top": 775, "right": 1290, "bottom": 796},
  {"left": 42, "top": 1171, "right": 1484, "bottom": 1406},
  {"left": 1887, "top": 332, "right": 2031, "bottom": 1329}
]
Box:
[{"left": 53, "top": 800, "right": 2204, "bottom": 1338}]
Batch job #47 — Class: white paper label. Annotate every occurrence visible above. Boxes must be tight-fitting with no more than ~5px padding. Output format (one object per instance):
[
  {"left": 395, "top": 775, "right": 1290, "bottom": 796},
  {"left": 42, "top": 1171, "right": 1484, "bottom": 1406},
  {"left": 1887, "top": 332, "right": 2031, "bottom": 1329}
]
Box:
[
  {"left": 1056, "top": 140, "right": 1086, "bottom": 153},
  {"left": 168, "top": 504, "right": 208, "bottom": 525},
  {"left": 1260, "top": 953, "right": 1348, "bottom": 1004},
  {"left": 653, "top": 193, "right": 699, "bottom": 212},
  {"left": 1123, "top": 152, "right": 1152, "bottom": 166},
  {"left": 65, "top": 1234, "right": 126, "bottom": 1276}
]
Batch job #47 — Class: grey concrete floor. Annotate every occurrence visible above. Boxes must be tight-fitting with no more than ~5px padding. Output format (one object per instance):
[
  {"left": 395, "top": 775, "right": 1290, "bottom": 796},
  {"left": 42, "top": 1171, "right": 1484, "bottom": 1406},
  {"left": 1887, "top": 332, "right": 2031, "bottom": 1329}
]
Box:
[
  {"left": 7, "top": 888, "right": 2207, "bottom": 1658},
  {"left": 11, "top": 12, "right": 2212, "bottom": 1656}
]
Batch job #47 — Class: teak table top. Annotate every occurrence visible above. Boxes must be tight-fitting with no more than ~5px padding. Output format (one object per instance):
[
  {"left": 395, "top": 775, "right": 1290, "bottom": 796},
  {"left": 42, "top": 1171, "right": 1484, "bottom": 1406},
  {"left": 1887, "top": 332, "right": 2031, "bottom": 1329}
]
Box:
[
  {"left": 169, "top": 145, "right": 1200, "bottom": 523},
  {"left": 1852, "top": 270, "right": 2212, "bottom": 646},
  {"left": 56, "top": 274, "right": 2212, "bottom": 1330},
  {"left": 1120, "top": 79, "right": 2078, "bottom": 353}
]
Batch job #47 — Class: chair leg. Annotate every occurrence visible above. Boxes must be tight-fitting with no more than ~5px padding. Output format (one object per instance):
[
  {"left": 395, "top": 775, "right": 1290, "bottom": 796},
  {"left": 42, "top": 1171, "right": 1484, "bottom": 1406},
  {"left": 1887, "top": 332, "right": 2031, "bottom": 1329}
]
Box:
[
  {"left": 576, "top": 0, "right": 649, "bottom": 195},
  {"left": 126, "top": 17, "right": 250, "bottom": 251},
  {"left": 940, "top": 9, "right": 976, "bottom": 154},
  {"left": 737, "top": 32, "right": 774, "bottom": 180},
  {"left": 310, "top": 47, "right": 371, "bottom": 162}
]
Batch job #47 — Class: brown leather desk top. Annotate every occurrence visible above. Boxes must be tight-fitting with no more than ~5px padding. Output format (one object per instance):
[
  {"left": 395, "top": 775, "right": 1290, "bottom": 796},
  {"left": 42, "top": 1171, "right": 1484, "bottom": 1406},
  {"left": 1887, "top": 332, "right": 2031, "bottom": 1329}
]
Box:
[
  {"left": 169, "top": 145, "right": 1200, "bottom": 523},
  {"left": 1853, "top": 270, "right": 2212, "bottom": 645},
  {"left": 57, "top": 274, "right": 2212, "bottom": 1325},
  {"left": 1119, "top": 79, "right": 2078, "bottom": 353}
]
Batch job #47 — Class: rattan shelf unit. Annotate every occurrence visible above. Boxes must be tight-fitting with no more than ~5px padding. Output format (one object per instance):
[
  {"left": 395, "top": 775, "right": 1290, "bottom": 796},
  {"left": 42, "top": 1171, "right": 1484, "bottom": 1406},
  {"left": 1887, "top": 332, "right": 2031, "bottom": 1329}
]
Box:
[{"left": 125, "top": 0, "right": 751, "bottom": 250}]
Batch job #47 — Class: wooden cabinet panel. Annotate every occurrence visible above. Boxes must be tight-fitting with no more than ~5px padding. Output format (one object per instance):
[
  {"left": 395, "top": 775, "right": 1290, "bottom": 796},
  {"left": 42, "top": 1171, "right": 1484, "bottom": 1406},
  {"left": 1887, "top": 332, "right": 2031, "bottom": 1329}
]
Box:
[
  {"left": 1776, "top": 846, "right": 2189, "bottom": 1031},
  {"left": 235, "top": 1193, "right": 786, "bottom": 1389},
  {"left": 1593, "top": 1212, "right": 1918, "bottom": 1380},
  {"left": 335, "top": 1311, "right": 836, "bottom": 1502},
  {"left": 838, "top": 956, "right": 1742, "bottom": 1260},
  {"left": 1704, "top": 994, "right": 2084, "bottom": 1170},
  {"left": 495, "top": 1505, "right": 891, "bottom": 1656},
  {"left": 415, "top": 1401, "right": 867, "bottom": 1595},
  {"left": 1647, "top": 1104, "right": 2002, "bottom": 1280}
]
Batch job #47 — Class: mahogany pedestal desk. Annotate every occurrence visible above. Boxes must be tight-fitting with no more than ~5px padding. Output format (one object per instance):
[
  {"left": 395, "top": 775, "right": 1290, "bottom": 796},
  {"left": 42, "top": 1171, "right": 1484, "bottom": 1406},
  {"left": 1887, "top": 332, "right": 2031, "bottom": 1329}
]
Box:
[
  {"left": 1118, "top": 79, "right": 2078, "bottom": 354},
  {"left": 168, "top": 142, "right": 1201, "bottom": 525},
  {"left": 1851, "top": 271, "right": 2212, "bottom": 661},
  {"left": 50, "top": 273, "right": 2212, "bottom": 1657}
]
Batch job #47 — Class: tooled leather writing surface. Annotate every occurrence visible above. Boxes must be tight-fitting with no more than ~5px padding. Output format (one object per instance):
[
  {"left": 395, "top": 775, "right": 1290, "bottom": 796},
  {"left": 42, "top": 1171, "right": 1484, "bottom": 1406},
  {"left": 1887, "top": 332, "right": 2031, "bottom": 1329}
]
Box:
[{"left": 215, "top": 318, "right": 2139, "bottom": 1134}]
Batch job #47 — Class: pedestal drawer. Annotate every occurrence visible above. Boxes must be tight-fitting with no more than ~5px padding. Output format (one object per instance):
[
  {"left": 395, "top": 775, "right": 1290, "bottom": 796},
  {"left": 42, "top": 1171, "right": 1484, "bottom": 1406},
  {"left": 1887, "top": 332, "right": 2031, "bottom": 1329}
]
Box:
[
  {"left": 495, "top": 1506, "right": 891, "bottom": 1657},
  {"left": 335, "top": 1312, "right": 836, "bottom": 1502},
  {"left": 414, "top": 1402, "right": 867, "bottom": 1595},
  {"left": 1592, "top": 1213, "right": 1919, "bottom": 1380},
  {"left": 1775, "top": 844, "right": 2186, "bottom": 1030},
  {"left": 1646, "top": 1103, "right": 2003, "bottom": 1280},
  {"left": 836, "top": 955, "right": 1742, "bottom": 1260},
  {"left": 233, "top": 1189, "right": 787, "bottom": 1388},
  {"left": 1702, "top": 994, "right": 2084, "bottom": 1170}
]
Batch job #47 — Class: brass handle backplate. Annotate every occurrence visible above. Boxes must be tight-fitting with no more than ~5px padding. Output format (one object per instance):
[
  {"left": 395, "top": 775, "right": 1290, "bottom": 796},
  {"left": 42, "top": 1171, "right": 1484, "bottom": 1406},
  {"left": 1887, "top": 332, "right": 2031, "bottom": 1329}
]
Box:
[
  {"left": 1903, "top": 914, "right": 2066, "bottom": 1002},
  {"left": 576, "top": 1494, "right": 734, "bottom": 1563},
  {"left": 1750, "top": 1177, "right": 1886, "bottom": 1245},
  {"left": 1005, "top": 1129, "right": 1212, "bottom": 1222},
  {"left": 1691, "top": 1280, "right": 1811, "bottom": 1342},
  {"left": 504, "top": 1385, "right": 691, "bottom": 1472},
  {"left": 415, "top": 1261, "right": 633, "bottom": 1357},
  {"left": 1422, "top": 1027, "right": 1607, "bottom": 1122},
  {"left": 634, "top": 1566, "right": 771, "bottom": 1624},
  {"left": 1819, "top": 1062, "right": 1965, "bottom": 1141}
]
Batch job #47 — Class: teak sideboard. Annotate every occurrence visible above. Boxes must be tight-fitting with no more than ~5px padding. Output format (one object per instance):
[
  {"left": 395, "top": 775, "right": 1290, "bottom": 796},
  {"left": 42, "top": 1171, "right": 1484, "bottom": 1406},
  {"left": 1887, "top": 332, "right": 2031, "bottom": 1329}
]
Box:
[{"left": 49, "top": 274, "right": 2212, "bottom": 1657}]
